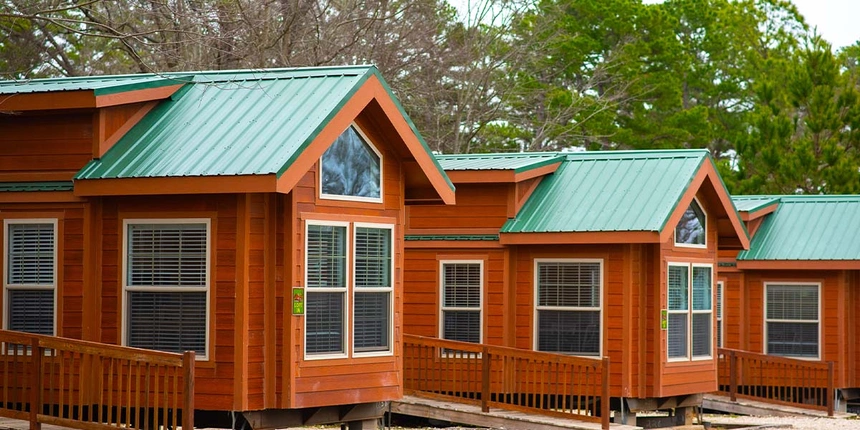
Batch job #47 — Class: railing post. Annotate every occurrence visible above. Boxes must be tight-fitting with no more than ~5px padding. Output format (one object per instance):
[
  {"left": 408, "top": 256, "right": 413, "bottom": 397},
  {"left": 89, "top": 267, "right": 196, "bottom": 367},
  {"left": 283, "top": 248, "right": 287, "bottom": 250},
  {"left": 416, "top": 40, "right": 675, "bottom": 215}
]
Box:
[
  {"left": 729, "top": 350, "right": 737, "bottom": 402},
  {"left": 29, "top": 338, "right": 42, "bottom": 430},
  {"left": 601, "top": 357, "right": 610, "bottom": 430},
  {"left": 481, "top": 346, "right": 490, "bottom": 413},
  {"left": 827, "top": 361, "right": 834, "bottom": 417},
  {"left": 182, "top": 351, "right": 196, "bottom": 430}
]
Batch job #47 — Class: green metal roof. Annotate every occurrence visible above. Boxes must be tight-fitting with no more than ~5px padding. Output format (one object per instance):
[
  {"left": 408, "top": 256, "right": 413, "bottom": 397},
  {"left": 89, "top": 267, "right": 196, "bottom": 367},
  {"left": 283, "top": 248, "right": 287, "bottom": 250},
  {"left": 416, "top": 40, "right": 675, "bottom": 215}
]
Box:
[
  {"left": 738, "top": 195, "right": 860, "bottom": 261},
  {"left": 405, "top": 234, "right": 500, "bottom": 241},
  {"left": 435, "top": 153, "right": 564, "bottom": 173},
  {"left": 0, "top": 74, "right": 185, "bottom": 96},
  {"left": 0, "top": 181, "right": 74, "bottom": 192},
  {"left": 501, "top": 150, "right": 710, "bottom": 233},
  {"left": 72, "top": 66, "right": 452, "bottom": 192},
  {"left": 732, "top": 195, "right": 780, "bottom": 213}
]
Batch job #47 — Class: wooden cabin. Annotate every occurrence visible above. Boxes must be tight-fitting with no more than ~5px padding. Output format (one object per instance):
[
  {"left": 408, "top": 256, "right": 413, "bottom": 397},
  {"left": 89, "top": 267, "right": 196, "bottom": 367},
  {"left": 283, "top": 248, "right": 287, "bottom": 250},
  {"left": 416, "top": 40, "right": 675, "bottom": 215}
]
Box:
[
  {"left": 719, "top": 195, "right": 860, "bottom": 411},
  {"left": 0, "top": 66, "right": 455, "bottom": 429},
  {"left": 402, "top": 150, "right": 749, "bottom": 425}
]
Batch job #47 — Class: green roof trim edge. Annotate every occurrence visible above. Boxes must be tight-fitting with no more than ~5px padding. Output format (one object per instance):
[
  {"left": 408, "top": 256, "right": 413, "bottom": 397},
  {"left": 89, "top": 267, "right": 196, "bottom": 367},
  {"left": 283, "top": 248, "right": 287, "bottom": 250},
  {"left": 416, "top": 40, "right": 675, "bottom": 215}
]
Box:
[{"left": 405, "top": 234, "right": 500, "bottom": 241}]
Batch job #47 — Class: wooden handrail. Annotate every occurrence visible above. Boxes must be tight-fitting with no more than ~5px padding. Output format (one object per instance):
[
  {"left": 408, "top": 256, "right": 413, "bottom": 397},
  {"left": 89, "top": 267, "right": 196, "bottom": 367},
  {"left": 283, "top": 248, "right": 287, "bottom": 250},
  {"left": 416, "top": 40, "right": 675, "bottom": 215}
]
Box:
[
  {"left": 716, "top": 347, "right": 834, "bottom": 416},
  {"left": 0, "top": 329, "right": 195, "bottom": 430},
  {"left": 403, "top": 334, "right": 610, "bottom": 430}
]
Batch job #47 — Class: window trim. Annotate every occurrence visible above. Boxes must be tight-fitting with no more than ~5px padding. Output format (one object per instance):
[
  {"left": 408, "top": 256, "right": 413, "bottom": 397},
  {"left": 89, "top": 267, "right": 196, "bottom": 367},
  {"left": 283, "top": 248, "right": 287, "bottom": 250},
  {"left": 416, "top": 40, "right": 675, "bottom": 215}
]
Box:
[
  {"left": 438, "top": 260, "right": 484, "bottom": 346},
  {"left": 763, "top": 282, "right": 821, "bottom": 361},
  {"left": 3, "top": 219, "right": 58, "bottom": 336},
  {"left": 120, "top": 218, "right": 211, "bottom": 361},
  {"left": 532, "top": 258, "right": 604, "bottom": 357},
  {"left": 319, "top": 123, "right": 384, "bottom": 204},
  {"left": 304, "top": 220, "right": 351, "bottom": 361},
  {"left": 666, "top": 262, "right": 713, "bottom": 362},
  {"left": 351, "top": 222, "right": 394, "bottom": 358},
  {"left": 716, "top": 280, "right": 724, "bottom": 349},
  {"left": 674, "top": 197, "right": 707, "bottom": 249}
]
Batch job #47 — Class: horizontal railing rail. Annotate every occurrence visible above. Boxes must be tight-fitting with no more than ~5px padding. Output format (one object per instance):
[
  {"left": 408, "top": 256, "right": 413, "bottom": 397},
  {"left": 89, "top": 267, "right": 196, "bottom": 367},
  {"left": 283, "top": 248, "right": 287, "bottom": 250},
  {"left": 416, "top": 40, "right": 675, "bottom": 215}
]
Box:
[
  {"left": 0, "top": 329, "right": 195, "bottom": 430},
  {"left": 403, "top": 334, "right": 609, "bottom": 430},
  {"left": 716, "top": 347, "right": 833, "bottom": 416}
]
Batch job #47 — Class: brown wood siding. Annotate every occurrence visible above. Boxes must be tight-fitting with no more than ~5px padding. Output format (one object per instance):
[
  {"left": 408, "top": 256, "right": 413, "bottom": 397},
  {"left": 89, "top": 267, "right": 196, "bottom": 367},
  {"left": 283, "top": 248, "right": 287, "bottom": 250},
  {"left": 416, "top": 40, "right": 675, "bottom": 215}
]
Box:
[
  {"left": 0, "top": 113, "right": 93, "bottom": 181},
  {"left": 656, "top": 194, "right": 719, "bottom": 398},
  {"left": 406, "top": 183, "right": 511, "bottom": 233},
  {"left": 98, "top": 194, "right": 236, "bottom": 411},
  {"left": 288, "top": 115, "right": 406, "bottom": 409}
]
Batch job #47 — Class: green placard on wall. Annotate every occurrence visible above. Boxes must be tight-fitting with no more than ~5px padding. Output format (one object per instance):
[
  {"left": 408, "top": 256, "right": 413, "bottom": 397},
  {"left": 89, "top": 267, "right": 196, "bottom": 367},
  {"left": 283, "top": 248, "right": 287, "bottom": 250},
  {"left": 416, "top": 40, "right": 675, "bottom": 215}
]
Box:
[
  {"left": 292, "top": 287, "right": 305, "bottom": 315},
  {"left": 660, "top": 309, "right": 668, "bottom": 330}
]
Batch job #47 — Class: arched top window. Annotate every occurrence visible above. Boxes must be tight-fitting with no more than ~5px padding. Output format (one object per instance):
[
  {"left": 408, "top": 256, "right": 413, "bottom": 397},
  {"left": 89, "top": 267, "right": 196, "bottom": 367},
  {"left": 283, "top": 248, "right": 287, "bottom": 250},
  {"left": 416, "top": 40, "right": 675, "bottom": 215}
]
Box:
[
  {"left": 675, "top": 198, "right": 706, "bottom": 247},
  {"left": 320, "top": 124, "right": 382, "bottom": 203}
]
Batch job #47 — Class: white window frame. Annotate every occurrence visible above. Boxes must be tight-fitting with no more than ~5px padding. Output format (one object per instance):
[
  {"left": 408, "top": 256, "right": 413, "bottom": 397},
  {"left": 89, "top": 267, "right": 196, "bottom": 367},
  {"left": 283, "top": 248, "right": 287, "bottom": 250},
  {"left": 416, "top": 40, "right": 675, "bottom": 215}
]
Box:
[
  {"left": 533, "top": 258, "right": 603, "bottom": 357},
  {"left": 3, "top": 219, "right": 58, "bottom": 336},
  {"left": 716, "top": 280, "right": 724, "bottom": 348},
  {"left": 764, "top": 282, "right": 821, "bottom": 360},
  {"left": 319, "top": 123, "right": 384, "bottom": 204},
  {"left": 351, "top": 222, "right": 394, "bottom": 357},
  {"left": 439, "top": 260, "right": 484, "bottom": 345},
  {"left": 674, "top": 197, "right": 707, "bottom": 249},
  {"left": 667, "top": 262, "right": 713, "bottom": 362},
  {"left": 304, "top": 220, "right": 350, "bottom": 360},
  {"left": 121, "top": 218, "right": 211, "bottom": 361}
]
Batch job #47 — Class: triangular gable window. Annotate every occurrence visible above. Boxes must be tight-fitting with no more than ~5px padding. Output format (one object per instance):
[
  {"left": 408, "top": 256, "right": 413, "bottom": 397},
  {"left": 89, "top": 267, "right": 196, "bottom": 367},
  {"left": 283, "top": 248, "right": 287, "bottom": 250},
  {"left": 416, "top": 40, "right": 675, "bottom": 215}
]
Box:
[
  {"left": 320, "top": 124, "right": 382, "bottom": 202},
  {"left": 675, "top": 198, "right": 706, "bottom": 247}
]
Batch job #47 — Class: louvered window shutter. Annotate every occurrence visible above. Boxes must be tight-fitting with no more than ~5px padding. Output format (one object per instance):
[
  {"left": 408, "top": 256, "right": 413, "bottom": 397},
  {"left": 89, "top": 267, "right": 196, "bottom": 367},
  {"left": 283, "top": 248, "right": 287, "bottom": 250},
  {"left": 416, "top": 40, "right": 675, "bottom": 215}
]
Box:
[
  {"left": 126, "top": 223, "right": 207, "bottom": 354},
  {"left": 535, "top": 262, "right": 601, "bottom": 356},
  {"left": 6, "top": 222, "right": 55, "bottom": 335}
]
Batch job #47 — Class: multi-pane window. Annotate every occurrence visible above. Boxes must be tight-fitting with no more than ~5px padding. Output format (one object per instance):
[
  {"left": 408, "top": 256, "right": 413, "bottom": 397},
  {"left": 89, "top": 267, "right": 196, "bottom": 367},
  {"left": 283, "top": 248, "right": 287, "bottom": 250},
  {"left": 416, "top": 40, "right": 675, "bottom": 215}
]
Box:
[
  {"left": 535, "top": 260, "right": 601, "bottom": 356},
  {"left": 675, "top": 198, "right": 706, "bottom": 246},
  {"left": 124, "top": 221, "right": 208, "bottom": 358},
  {"left": 353, "top": 225, "right": 392, "bottom": 353},
  {"left": 440, "top": 262, "right": 482, "bottom": 344},
  {"left": 320, "top": 125, "right": 382, "bottom": 202},
  {"left": 716, "top": 281, "right": 724, "bottom": 348},
  {"left": 305, "top": 221, "right": 393, "bottom": 358},
  {"left": 765, "top": 283, "right": 819, "bottom": 359},
  {"left": 306, "top": 223, "right": 348, "bottom": 356},
  {"left": 668, "top": 263, "right": 712, "bottom": 360},
  {"left": 5, "top": 220, "right": 56, "bottom": 335}
]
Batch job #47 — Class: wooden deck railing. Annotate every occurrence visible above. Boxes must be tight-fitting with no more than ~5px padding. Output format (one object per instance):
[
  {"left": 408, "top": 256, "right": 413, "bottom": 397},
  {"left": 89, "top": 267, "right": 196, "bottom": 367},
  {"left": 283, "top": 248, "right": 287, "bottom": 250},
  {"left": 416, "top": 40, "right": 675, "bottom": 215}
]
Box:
[
  {"left": 403, "top": 334, "right": 610, "bottom": 430},
  {"left": 716, "top": 347, "right": 833, "bottom": 416},
  {"left": 0, "top": 329, "right": 195, "bottom": 430}
]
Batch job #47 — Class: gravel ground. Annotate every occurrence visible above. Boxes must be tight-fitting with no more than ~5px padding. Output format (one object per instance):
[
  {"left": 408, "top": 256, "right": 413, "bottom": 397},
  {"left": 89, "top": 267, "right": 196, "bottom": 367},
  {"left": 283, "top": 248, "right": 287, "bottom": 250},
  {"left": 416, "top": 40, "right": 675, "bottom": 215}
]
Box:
[{"left": 704, "top": 413, "right": 860, "bottom": 430}]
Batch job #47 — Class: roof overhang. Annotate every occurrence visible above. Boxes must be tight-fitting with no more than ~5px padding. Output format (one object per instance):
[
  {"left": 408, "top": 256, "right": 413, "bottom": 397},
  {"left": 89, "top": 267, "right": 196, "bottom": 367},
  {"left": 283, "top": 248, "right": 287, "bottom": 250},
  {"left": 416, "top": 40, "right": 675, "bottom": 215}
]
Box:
[
  {"left": 500, "top": 231, "right": 661, "bottom": 245},
  {"left": 444, "top": 161, "right": 562, "bottom": 184},
  {"left": 738, "top": 202, "right": 779, "bottom": 221},
  {"left": 737, "top": 260, "right": 860, "bottom": 270},
  {"left": 275, "top": 73, "right": 455, "bottom": 204},
  {"left": 659, "top": 158, "right": 750, "bottom": 250},
  {"left": 0, "top": 84, "right": 184, "bottom": 111},
  {"left": 74, "top": 175, "right": 277, "bottom": 196}
]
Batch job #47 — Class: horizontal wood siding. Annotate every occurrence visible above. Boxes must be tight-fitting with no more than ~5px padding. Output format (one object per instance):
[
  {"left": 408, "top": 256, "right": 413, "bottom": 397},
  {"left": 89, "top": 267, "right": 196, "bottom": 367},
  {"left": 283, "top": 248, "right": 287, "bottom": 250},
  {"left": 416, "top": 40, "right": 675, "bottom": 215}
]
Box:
[
  {"left": 0, "top": 113, "right": 93, "bottom": 180},
  {"left": 99, "top": 194, "right": 236, "bottom": 411},
  {"left": 289, "top": 113, "right": 405, "bottom": 409},
  {"left": 406, "top": 183, "right": 511, "bottom": 232}
]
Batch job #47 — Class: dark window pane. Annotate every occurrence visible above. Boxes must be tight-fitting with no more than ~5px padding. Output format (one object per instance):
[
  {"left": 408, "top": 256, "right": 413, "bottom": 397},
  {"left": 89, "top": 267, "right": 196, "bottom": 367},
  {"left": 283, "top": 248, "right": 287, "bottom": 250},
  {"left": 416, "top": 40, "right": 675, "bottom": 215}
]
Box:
[
  {"left": 537, "top": 262, "right": 600, "bottom": 307},
  {"left": 668, "top": 313, "right": 688, "bottom": 358},
  {"left": 675, "top": 200, "right": 705, "bottom": 245},
  {"left": 536, "top": 310, "right": 600, "bottom": 355},
  {"left": 306, "top": 292, "right": 344, "bottom": 354},
  {"left": 8, "top": 223, "right": 54, "bottom": 285},
  {"left": 128, "top": 291, "right": 206, "bottom": 354},
  {"left": 355, "top": 227, "right": 391, "bottom": 288},
  {"left": 321, "top": 126, "right": 381, "bottom": 199},
  {"left": 306, "top": 225, "right": 346, "bottom": 288},
  {"left": 443, "top": 310, "right": 481, "bottom": 344},
  {"left": 354, "top": 292, "right": 390, "bottom": 352},
  {"left": 128, "top": 224, "right": 207, "bottom": 287},
  {"left": 8, "top": 289, "right": 53, "bottom": 335},
  {"left": 767, "top": 322, "right": 818, "bottom": 357},
  {"left": 692, "top": 313, "right": 711, "bottom": 357}
]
